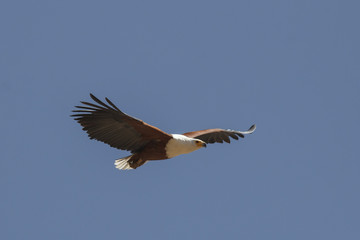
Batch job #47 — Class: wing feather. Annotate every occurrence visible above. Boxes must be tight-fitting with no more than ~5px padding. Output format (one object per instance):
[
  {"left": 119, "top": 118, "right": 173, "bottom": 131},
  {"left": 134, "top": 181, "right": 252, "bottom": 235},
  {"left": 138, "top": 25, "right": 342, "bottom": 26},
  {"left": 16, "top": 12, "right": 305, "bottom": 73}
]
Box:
[
  {"left": 71, "top": 94, "right": 171, "bottom": 152},
  {"left": 182, "top": 124, "right": 256, "bottom": 144}
]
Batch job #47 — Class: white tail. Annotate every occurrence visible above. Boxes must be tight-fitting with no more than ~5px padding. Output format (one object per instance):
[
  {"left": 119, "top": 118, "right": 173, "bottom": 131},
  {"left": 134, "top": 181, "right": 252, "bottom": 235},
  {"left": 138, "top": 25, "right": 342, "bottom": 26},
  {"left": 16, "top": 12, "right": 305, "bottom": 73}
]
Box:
[{"left": 114, "top": 155, "right": 134, "bottom": 170}]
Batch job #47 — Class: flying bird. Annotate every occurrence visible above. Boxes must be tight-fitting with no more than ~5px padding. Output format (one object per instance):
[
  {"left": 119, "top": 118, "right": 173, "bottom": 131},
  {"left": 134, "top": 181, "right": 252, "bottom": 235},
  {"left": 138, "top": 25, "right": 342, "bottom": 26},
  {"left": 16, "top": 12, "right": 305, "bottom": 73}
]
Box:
[{"left": 71, "top": 94, "right": 256, "bottom": 170}]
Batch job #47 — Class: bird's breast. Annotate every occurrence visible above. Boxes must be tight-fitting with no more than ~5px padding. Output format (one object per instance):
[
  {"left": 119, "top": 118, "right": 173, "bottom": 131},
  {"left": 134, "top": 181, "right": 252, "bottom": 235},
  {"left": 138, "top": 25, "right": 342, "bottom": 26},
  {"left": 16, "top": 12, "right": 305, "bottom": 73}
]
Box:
[{"left": 165, "top": 134, "right": 199, "bottom": 158}]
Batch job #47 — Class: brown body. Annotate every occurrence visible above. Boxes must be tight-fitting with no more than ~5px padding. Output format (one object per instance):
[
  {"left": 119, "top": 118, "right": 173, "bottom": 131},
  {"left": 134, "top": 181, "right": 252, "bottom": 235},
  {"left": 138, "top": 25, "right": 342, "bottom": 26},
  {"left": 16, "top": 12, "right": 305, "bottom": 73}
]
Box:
[{"left": 128, "top": 140, "right": 169, "bottom": 168}]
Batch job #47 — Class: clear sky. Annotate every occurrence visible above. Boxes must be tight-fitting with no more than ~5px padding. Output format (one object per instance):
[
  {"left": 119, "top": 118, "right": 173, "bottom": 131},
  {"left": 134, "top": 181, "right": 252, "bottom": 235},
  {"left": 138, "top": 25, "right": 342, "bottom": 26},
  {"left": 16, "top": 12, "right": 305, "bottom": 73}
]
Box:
[{"left": 1, "top": 0, "right": 359, "bottom": 239}]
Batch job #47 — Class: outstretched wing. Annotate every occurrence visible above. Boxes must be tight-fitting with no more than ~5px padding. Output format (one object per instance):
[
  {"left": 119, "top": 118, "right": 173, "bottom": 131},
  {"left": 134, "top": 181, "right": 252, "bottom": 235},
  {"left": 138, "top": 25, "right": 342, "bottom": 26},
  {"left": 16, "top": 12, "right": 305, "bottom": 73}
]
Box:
[
  {"left": 182, "top": 124, "right": 256, "bottom": 144},
  {"left": 71, "top": 94, "right": 172, "bottom": 152}
]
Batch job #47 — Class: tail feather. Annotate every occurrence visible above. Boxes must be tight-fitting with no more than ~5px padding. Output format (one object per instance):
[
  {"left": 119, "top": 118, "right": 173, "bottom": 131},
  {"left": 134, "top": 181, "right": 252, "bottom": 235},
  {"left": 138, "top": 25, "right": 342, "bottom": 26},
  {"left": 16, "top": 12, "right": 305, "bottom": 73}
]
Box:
[
  {"left": 114, "top": 154, "right": 148, "bottom": 170},
  {"left": 114, "top": 155, "right": 134, "bottom": 170}
]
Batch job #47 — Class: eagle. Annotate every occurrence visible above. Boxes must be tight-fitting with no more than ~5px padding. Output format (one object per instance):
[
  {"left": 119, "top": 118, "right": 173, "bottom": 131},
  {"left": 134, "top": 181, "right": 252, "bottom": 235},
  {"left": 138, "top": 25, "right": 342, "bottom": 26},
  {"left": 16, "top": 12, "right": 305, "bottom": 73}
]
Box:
[{"left": 71, "top": 94, "right": 256, "bottom": 170}]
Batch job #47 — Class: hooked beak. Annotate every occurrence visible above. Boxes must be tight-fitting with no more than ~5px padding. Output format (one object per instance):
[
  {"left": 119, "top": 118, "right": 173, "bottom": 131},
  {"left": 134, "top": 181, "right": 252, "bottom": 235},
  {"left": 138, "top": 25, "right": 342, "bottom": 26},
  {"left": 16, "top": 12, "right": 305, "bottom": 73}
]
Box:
[{"left": 202, "top": 143, "right": 207, "bottom": 148}]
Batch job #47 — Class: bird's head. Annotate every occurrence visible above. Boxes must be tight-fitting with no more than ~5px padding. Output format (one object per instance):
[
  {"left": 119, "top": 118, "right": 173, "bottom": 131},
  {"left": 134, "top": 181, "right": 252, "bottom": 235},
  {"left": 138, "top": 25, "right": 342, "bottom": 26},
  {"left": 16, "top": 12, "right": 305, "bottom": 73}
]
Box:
[{"left": 194, "top": 139, "right": 207, "bottom": 149}]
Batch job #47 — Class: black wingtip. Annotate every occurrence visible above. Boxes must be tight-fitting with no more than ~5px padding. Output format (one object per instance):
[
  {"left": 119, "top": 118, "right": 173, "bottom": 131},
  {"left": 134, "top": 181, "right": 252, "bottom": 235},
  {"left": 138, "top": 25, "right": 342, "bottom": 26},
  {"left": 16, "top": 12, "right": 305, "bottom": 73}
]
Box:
[
  {"left": 248, "top": 124, "right": 256, "bottom": 133},
  {"left": 105, "top": 97, "right": 121, "bottom": 111},
  {"left": 89, "top": 93, "right": 99, "bottom": 102}
]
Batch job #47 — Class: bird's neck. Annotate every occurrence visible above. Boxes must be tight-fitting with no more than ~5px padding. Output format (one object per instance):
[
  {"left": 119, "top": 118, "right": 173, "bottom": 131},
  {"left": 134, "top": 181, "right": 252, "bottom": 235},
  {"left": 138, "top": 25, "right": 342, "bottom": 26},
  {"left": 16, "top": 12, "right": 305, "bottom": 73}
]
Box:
[{"left": 165, "top": 134, "right": 199, "bottom": 158}]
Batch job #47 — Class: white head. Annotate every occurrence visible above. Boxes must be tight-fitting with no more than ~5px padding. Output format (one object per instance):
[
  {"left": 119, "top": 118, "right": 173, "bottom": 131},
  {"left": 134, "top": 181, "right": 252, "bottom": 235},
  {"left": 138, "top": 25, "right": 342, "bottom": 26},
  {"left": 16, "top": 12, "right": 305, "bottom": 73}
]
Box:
[{"left": 165, "top": 134, "right": 207, "bottom": 158}]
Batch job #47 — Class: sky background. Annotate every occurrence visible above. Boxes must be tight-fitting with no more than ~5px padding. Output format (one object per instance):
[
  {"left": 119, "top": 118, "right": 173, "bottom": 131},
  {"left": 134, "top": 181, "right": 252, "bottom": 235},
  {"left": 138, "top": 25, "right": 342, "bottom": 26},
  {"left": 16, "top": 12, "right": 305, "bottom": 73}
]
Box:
[{"left": 1, "top": 0, "right": 359, "bottom": 239}]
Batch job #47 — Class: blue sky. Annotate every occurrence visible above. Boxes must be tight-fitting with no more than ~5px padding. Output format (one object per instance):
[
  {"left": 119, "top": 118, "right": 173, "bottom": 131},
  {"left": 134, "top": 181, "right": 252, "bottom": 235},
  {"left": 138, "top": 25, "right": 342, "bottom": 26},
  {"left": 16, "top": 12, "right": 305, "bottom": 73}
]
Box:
[{"left": 1, "top": 0, "right": 359, "bottom": 239}]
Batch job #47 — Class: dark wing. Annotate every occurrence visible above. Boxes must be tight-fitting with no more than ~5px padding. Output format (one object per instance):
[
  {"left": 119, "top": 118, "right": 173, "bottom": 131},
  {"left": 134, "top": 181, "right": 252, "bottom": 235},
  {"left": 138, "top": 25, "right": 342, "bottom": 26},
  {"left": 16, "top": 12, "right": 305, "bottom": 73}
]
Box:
[
  {"left": 71, "top": 94, "right": 172, "bottom": 152},
  {"left": 182, "top": 124, "right": 256, "bottom": 144}
]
